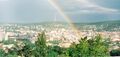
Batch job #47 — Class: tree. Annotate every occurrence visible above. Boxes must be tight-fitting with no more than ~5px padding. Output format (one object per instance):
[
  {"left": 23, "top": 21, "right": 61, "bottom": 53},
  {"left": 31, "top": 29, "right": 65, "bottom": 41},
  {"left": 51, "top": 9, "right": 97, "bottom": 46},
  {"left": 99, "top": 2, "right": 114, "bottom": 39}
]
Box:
[
  {"left": 89, "top": 35, "right": 109, "bottom": 57},
  {"left": 33, "top": 32, "right": 47, "bottom": 57},
  {"left": 16, "top": 39, "right": 35, "bottom": 57},
  {"left": 67, "top": 35, "right": 110, "bottom": 57},
  {"left": 47, "top": 46, "right": 58, "bottom": 57},
  {"left": 0, "top": 49, "right": 5, "bottom": 57}
]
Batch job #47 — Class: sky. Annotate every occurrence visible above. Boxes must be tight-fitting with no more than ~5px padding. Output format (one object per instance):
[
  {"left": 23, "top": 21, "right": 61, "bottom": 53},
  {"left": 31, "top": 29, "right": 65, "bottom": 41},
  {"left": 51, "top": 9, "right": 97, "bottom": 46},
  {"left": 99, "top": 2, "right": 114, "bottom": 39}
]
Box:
[{"left": 0, "top": 0, "right": 120, "bottom": 23}]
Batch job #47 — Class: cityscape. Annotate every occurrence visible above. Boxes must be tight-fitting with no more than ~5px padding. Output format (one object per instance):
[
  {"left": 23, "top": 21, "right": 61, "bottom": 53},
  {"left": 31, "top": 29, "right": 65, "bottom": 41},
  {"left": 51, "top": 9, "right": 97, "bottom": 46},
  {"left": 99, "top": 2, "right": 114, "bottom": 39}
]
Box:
[
  {"left": 0, "top": 21, "right": 120, "bottom": 49},
  {"left": 0, "top": 0, "right": 120, "bottom": 57}
]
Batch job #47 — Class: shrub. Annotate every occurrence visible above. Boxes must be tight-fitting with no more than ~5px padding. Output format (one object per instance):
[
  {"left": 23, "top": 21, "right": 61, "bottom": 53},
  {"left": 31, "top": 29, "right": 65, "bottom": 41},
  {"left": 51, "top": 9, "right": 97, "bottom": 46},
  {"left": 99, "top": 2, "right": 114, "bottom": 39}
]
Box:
[{"left": 110, "top": 49, "right": 120, "bottom": 56}]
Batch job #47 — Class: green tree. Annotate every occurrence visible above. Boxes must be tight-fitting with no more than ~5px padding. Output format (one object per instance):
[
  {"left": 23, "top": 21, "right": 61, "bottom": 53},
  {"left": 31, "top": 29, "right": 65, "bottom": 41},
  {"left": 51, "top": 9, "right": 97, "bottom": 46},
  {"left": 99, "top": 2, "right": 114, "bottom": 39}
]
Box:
[
  {"left": 0, "top": 49, "right": 5, "bottom": 57},
  {"left": 67, "top": 35, "right": 110, "bottom": 57},
  {"left": 33, "top": 32, "right": 47, "bottom": 57},
  {"left": 16, "top": 39, "right": 35, "bottom": 57},
  {"left": 89, "top": 35, "right": 109, "bottom": 57},
  {"left": 47, "top": 46, "right": 58, "bottom": 57}
]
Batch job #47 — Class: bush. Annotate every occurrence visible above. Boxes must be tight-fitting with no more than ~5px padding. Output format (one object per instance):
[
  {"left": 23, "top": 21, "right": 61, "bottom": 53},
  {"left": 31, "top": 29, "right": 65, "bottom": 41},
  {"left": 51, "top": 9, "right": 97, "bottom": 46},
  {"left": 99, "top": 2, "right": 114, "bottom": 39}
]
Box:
[
  {"left": 0, "top": 49, "right": 5, "bottom": 57},
  {"left": 110, "top": 49, "right": 120, "bottom": 56}
]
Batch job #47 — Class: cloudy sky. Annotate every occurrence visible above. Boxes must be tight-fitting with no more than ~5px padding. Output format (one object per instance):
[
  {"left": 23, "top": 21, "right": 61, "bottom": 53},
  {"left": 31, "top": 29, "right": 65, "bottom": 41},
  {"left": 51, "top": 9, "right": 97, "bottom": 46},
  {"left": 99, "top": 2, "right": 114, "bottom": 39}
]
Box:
[{"left": 0, "top": 0, "right": 120, "bottom": 23}]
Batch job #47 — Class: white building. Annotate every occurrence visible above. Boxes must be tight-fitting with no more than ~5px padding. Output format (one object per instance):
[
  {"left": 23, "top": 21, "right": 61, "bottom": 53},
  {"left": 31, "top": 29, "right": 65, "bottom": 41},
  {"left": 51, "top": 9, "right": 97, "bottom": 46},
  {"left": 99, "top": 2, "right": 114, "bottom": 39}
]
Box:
[{"left": 0, "top": 31, "right": 5, "bottom": 41}]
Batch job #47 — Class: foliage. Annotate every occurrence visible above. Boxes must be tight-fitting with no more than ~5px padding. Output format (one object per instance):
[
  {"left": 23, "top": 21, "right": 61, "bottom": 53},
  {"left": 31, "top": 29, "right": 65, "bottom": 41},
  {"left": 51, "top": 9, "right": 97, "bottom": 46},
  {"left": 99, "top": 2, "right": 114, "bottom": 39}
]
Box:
[
  {"left": 110, "top": 49, "right": 120, "bottom": 56},
  {"left": 0, "top": 49, "right": 5, "bottom": 57},
  {"left": 0, "top": 49, "right": 18, "bottom": 57},
  {"left": 47, "top": 46, "right": 58, "bottom": 57},
  {"left": 67, "top": 35, "right": 110, "bottom": 57},
  {"left": 48, "top": 40, "right": 61, "bottom": 46},
  {"left": 16, "top": 39, "right": 35, "bottom": 57},
  {"left": 33, "top": 32, "right": 47, "bottom": 57},
  {"left": 2, "top": 40, "right": 17, "bottom": 45}
]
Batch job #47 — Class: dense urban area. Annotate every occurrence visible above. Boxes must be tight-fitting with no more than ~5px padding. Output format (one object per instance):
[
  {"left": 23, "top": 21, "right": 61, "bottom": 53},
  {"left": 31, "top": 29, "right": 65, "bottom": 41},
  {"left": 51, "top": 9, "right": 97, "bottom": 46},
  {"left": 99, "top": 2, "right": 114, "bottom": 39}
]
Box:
[{"left": 0, "top": 21, "right": 120, "bottom": 57}]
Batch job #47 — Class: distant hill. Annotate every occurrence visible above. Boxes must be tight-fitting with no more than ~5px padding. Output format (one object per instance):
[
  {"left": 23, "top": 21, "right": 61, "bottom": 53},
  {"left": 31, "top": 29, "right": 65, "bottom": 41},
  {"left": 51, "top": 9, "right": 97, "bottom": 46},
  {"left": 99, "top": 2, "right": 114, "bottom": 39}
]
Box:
[
  {"left": 74, "top": 20, "right": 120, "bottom": 32},
  {"left": 74, "top": 20, "right": 120, "bottom": 25},
  {"left": 89, "top": 20, "right": 120, "bottom": 25}
]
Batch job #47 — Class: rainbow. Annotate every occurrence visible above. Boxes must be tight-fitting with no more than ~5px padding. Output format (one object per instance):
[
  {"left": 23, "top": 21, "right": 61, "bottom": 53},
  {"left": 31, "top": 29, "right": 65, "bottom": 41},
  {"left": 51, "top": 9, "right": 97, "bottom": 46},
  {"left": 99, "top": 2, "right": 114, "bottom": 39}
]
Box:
[{"left": 48, "top": 0, "right": 81, "bottom": 38}]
